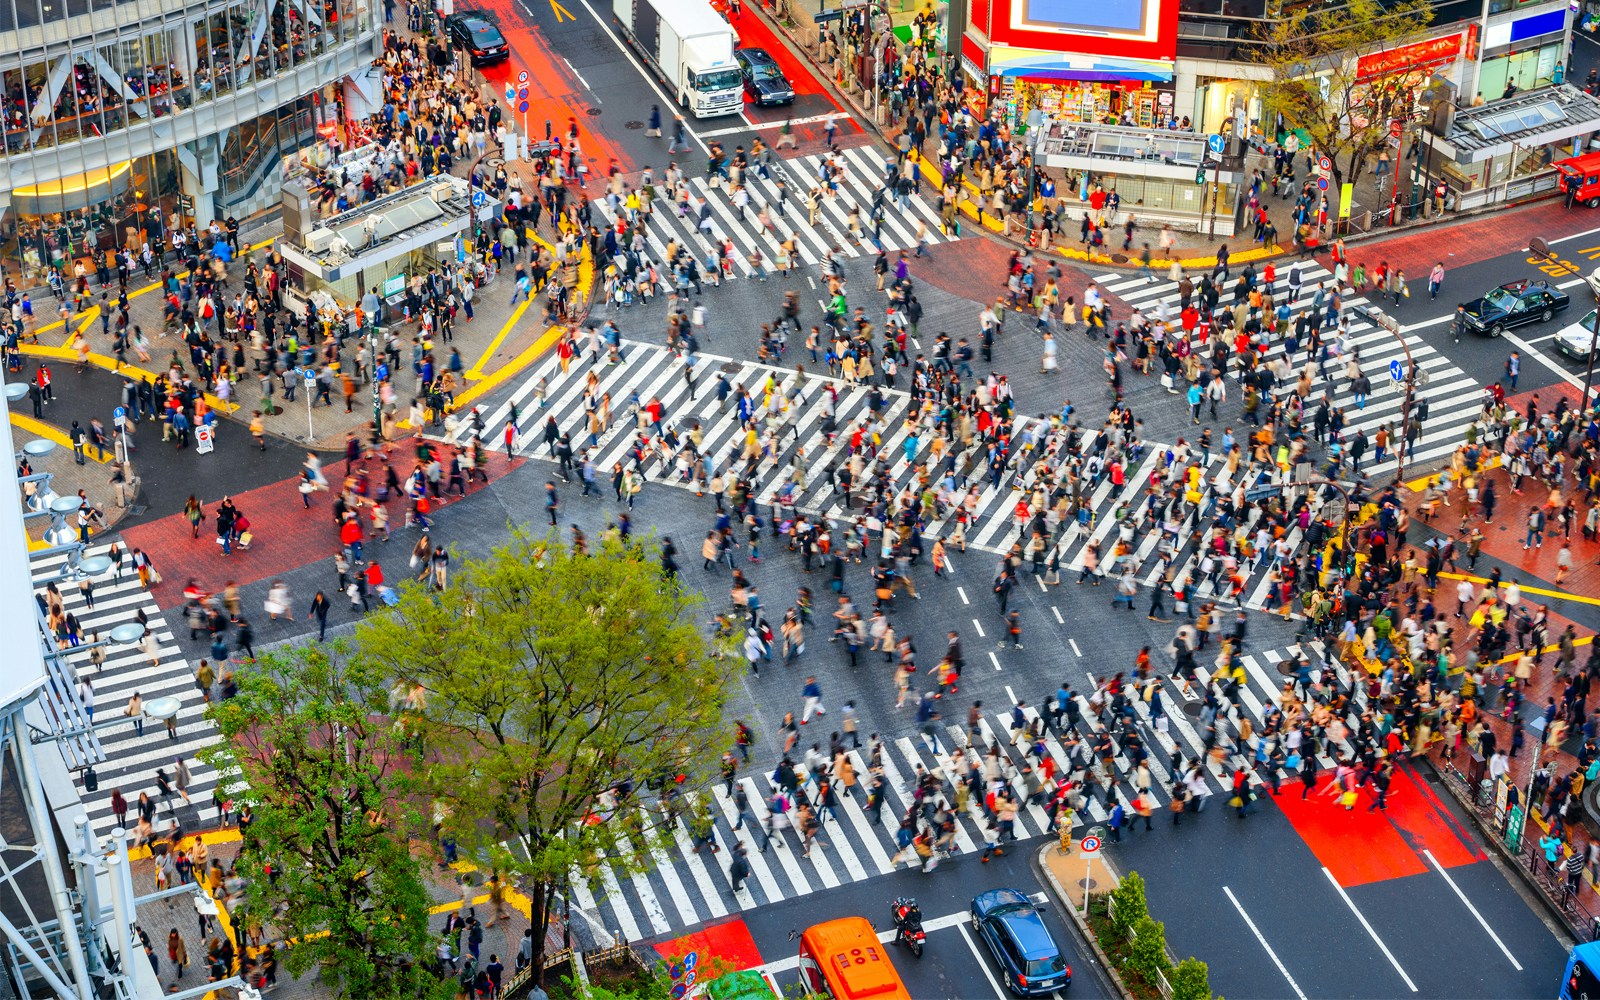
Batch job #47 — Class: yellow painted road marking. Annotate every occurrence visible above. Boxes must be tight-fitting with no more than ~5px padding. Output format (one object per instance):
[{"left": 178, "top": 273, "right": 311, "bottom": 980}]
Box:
[
  {"left": 912, "top": 155, "right": 1281, "bottom": 271},
  {"left": 16, "top": 344, "right": 239, "bottom": 414},
  {"left": 454, "top": 322, "right": 567, "bottom": 411},
  {"left": 551, "top": 0, "right": 577, "bottom": 19},
  {"left": 464, "top": 296, "right": 538, "bottom": 380},
  {"left": 1437, "top": 571, "right": 1600, "bottom": 609},
  {"left": 10, "top": 412, "right": 113, "bottom": 464}
]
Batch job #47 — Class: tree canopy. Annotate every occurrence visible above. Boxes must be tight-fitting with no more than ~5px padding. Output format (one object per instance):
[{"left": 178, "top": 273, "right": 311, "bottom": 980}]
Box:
[
  {"left": 1255, "top": 0, "right": 1435, "bottom": 187},
  {"left": 201, "top": 644, "right": 445, "bottom": 999},
  {"left": 354, "top": 529, "right": 737, "bottom": 983}
]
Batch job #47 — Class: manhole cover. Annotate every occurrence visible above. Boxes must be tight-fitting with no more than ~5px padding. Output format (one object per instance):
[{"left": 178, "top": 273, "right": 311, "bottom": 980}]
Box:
[
  {"left": 127, "top": 504, "right": 147, "bottom": 516},
  {"left": 587, "top": 108, "right": 602, "bottom": 116},
  {"left": 1277, "top": 662, "right": 1295, "bottom": 676},
  {"left": 1078, "top": 878, "right": 1099, "bottom": 892},
  {"left": 721, "top": 361, "right": 741, "bottom": 373},
  {"left": 625, "top": 120, "right": 644, "bottom": 129},
  {"left": 1182, "top": 701, "right": 1202, "bottom": 717}
]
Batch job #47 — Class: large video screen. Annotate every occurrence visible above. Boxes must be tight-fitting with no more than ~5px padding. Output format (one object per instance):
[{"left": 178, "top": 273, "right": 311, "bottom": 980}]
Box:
[
  {"left": 1020, "top": 0, "right": 1146, "bottom": 33},
  {"left": 979, "top": 0, "right": 1175, "bottom": 60}
]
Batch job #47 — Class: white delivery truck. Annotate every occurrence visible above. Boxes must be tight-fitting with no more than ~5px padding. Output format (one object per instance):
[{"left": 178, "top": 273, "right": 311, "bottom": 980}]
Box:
[{"left": 612, "top": 0, "right": 742, "bottom": 118}]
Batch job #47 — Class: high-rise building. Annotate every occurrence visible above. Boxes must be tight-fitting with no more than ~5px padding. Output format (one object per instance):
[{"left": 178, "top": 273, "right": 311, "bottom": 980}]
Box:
[{"left": 0, "top": 0, "right": 384, "bottom": 291}]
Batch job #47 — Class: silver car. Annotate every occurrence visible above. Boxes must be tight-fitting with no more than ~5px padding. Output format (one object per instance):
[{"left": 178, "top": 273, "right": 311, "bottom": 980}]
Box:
[{"left": 1554, "top": 308, "right": 1599, "bottom": 362}]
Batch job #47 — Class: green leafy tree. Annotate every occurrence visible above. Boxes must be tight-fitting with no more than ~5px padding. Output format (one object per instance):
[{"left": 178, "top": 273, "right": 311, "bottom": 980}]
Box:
[
  {"left": 1169, "top": 956, "right": 1213, "bottom": 1000},
  {"left": 1110, "top": 871, "right": 1148, "bottom": 939},
  {"left": 1127, "top": 916, "right": 1172, "bottom": 984},
  {"left": 200, "top": 645, "right": 444, "bottom": 999},
  {"left": 1255, "top": 0, "right": 1435, "bottom": 188},
  {"left": 355, "top": 530, "right": 736, "bottom": 985}
]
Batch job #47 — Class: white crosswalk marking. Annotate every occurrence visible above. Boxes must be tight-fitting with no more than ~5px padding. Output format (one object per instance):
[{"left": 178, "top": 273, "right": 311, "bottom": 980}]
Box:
[
  {"left": 587, "top": 149, "right": 952, "bottom": 289},
  {"left": 1092, "top": 261, "right": 1484, "bottom": 472},
  {"left": 561, "top": 637, "right": 1351, "bottom": 942},
  {"left": 36, "top": 545, "right": 233, "bottom": 838},
  {"left": 454, "top": 335, "right": 1359, "bottom": 612}
]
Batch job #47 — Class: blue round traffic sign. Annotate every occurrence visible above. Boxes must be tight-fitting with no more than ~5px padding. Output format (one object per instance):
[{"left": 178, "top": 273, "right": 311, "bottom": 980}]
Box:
[
  {"left": 1389, "top": 359, "right": 1404, "bottom": 382},
  {"left": 1317, "top": 177, "right": 1329, "bottom": 191},
  {"left": 518, "top": 100, "right": 530, "bottom": 114},
  {"left": 1207, "top": 133, "right": 1224, "bottom": 154},
  {"left": 518, "top": 86, "right": 529, "bottom": 100},
  {"left": 472, "top": 190, "right": 487, "bottom": 207},
  {"left": 683, "top": 952, "right": 698, "bottom": 970},
  {"left": 503, "top": 85, "right": 515, "bottom": 103}
]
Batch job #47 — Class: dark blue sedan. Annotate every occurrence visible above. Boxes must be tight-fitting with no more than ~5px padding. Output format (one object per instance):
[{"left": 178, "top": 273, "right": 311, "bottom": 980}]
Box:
[{"left": 971, "top": 888, "right": 1072, "bottom": 995}]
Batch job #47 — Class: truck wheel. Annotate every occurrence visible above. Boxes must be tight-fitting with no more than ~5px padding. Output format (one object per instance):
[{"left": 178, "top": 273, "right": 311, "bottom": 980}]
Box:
[{"left": 1490, "top": 323, "right": 1504, "bottom": 338}]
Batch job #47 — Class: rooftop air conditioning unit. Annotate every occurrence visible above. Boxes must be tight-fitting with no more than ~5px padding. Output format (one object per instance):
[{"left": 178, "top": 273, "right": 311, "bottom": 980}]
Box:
[{"left": 305, "top": 228, "right": 337, "bottom": 254}]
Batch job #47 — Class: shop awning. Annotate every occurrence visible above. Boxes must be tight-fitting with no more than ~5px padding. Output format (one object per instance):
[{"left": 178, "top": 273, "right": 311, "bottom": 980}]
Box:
[
  {"left": 1433, "top": 84, "right": 1600, "bottom": 163},
  {"left": 987, "top": 44, "right": 1174, "bottom": 82}
]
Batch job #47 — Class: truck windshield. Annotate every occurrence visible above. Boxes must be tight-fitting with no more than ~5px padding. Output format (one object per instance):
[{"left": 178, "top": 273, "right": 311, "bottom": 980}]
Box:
[{"left": 696, "top": 68, "right": 742, "bottom": 91}]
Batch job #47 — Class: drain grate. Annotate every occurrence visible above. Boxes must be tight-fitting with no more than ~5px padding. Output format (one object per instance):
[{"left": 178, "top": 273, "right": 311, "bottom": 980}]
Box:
[
  {"left": 587, "top": 108, "right": 602, "bottom": 116},
  {"left": 624, "top": 120, "right": 644, "bottom": 129}
]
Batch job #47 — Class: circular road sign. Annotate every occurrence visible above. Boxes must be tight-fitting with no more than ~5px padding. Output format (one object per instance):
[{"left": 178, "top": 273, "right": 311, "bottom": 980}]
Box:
[
  {"left": 1318, "top": 155, "right": 1332, "bottom": 172},
  {"left": 518, "top": 86, "right": 529, "bottom": 100},
  {"left": 1318, "top": 176, "right": 1329, "bottom": 191},
  {"left": 518, "top": 70, "right": 529, "bottom": 83},
  {"left": 518, "top": 100, "right": 530, "bottom": 114},
  {"left": 1080, "top": 835, "right": 1102, "bottom": 854}
]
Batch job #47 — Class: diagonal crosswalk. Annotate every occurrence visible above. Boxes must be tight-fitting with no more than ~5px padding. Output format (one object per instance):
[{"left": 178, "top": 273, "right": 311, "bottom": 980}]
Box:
[
  {"left": 563, "top": 637, "right": 1369, "bottom": 944},
  {"left": 1091, "top": 261, "right": 1482, "bottom": 474},
  {"left": 35, "top": 545, "right": 234, "bottom": 838},
  {"left": 450, "top": 338, "right": 1351, "bottom": 611},
  {"left": 589, "top": 146, "right": 954, "bottom": 280}
]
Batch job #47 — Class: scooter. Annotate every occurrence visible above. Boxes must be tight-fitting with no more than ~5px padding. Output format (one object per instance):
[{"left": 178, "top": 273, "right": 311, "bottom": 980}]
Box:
[{"left": 891, "top": 896, "right": 925, "bottom": 958}]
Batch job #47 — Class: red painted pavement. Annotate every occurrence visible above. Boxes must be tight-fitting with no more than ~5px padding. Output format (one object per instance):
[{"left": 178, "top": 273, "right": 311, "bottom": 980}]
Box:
[
  {"left": 652, "top": 918, "right": 766, "bottom": 975},
  {"left": 1270, "top": 762, "right": 1481, "bottom": 887},
  {"left": 1332, "top": 200, "right": 1588, "bottom": 287},
  {"left": 472, "top": 0, "right": 636, "bottom": 172},
  {"left": 732, "top": 9, "right": 835, "bottom": 102},
  {"left": 122, "top": 439, "right": 520, "bottom": 609}
]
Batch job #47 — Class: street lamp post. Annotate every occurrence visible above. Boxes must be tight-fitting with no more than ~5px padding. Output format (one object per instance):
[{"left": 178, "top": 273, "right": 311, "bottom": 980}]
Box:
[
  {"left": 1528, "top": 237, "right": 1597, "bottom": 411},
  {"left": 1350, "top": 303, "right": 1423, "bottom": 485}
]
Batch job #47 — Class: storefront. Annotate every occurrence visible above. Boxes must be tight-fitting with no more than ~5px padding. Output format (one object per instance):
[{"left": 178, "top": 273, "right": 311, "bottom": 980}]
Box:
[
  {"left": 990, "top": 73, "right": 1177, "bottom": 128},
  {"left": 961, "top": 0, "right": 1178, "bottom": 129},
  {"left": 4, "top": 148, "right": 180, "bottom": 287},
  {"left": 1474, "top": 4, "right": 1570, "bottom": 100}
]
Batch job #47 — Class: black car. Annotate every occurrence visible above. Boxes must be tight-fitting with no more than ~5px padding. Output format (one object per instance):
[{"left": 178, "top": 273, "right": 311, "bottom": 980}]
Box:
[
  {"left": 445, "top": 11, "right": 509, "bottom": 65},
  {"left": 734, "top": 48, "right": 795, "bottom": 106},
  {"left": 1459, "top": 278, "right": 1570, "bottom": 338}
]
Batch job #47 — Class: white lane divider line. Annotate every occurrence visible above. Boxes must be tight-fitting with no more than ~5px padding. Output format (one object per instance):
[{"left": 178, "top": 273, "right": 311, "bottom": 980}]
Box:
[
  {"left": 1322, "top": 867, "right": 1418, "bottom": 992},
  {"left": 989, "top": 651, "right": 1002, "bottom": 671},
  {"left": 1069, "top": 638, "right": 1082, "bottom": 657},
  {"left": 1422, "top": 850, "right": 1523, "bottom": 971},
  {"left": 972, "top": 618, "right": 986, "bottom": 637},
  {"left": 1052, "top": 606, "right": 1065, "bottom": 624},
  {"left": 958, "top": 922, "right": 1010, "bottom": 999},
  {"left": 1223, "top": 886, "right": 1307, "bottom": 1000},
  {"left": 957, "top": 586, "right": 969, "bottom": 605}
]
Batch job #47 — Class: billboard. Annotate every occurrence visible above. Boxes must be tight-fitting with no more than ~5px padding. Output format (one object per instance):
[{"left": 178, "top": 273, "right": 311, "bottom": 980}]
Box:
[{"left": 975, "top": 0, "right": 1177, "bottom": 62}]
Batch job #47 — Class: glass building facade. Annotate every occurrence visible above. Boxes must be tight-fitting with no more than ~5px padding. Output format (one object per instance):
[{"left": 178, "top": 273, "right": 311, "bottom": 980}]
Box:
[{"left": 0, "top": 0, "right": 381, "bottom": 289}]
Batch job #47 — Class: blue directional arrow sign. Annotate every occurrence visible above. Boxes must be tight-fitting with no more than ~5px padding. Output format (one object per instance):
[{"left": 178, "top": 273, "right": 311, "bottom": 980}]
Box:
[
  {"left": 1389, "top": 359, "right": 1404, "bottom": 382},
  {"left": 1207, "top": 133, "right": 1225, "bottom": 154},
  {"left": 504, "top": 84, "right": 515, "bottom": 104},
  {"left": 471, "top": 190, "right": 487, "bottom": 207}
]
